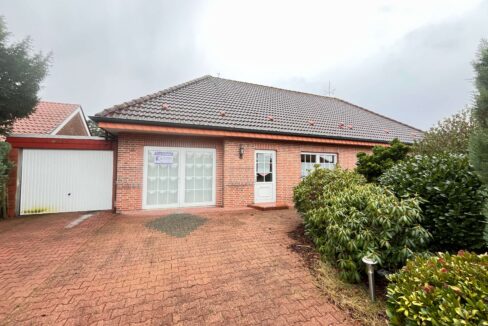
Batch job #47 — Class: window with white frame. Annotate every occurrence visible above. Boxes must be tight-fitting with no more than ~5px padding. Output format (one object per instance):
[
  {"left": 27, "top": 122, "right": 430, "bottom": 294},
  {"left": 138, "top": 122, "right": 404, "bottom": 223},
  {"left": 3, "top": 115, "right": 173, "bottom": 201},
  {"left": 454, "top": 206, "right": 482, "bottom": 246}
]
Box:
[{"left": 301, "top": 153, "right": 337, "bottom": 177}]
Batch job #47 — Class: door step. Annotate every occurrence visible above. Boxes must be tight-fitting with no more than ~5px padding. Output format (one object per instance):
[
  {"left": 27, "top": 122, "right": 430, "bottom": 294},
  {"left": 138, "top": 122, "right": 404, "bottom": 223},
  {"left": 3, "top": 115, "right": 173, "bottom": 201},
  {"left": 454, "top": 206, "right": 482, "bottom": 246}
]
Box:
[{"left": 248, "top": 202, "right": 289, "bottom": 211}]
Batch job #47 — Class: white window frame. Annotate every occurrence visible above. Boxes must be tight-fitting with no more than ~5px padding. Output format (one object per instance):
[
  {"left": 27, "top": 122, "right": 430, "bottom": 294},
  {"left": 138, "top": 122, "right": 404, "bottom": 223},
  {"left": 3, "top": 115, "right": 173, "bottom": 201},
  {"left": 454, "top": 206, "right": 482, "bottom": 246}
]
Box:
[
  {"left": 301, "top": 152, "right": 337, "bottom": 177},
  {"left": 143, "top": 146, "right": 216, "bottom": 209}
]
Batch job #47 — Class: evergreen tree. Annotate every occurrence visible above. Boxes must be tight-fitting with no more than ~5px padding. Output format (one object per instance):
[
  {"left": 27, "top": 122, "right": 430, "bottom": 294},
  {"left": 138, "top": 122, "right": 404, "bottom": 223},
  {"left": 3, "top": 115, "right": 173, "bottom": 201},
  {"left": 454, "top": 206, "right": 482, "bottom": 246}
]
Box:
[
  {"left": 470, "top": 40, "right": 488, "bottom": 184},
  {"left": 356, "top": 138, "right": 410, "bottom": 183},
  {"left": 0, "top": 17, "right": 50, "bottom": 136}
]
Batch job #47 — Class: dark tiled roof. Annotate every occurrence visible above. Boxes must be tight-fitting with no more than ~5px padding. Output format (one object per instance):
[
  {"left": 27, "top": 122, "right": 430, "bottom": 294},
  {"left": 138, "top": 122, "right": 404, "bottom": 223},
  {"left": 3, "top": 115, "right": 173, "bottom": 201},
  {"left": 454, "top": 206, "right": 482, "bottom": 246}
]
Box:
[{"left": 94, "top": 75, "right": 422, "bottom": 143}]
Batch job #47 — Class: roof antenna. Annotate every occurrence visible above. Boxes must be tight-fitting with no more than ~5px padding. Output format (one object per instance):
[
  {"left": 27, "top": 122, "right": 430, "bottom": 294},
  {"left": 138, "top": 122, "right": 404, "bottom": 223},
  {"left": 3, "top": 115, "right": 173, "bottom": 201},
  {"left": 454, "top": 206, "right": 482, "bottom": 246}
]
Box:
[{"left": 327, "top": 81, "right": 335, "bottom": 96}]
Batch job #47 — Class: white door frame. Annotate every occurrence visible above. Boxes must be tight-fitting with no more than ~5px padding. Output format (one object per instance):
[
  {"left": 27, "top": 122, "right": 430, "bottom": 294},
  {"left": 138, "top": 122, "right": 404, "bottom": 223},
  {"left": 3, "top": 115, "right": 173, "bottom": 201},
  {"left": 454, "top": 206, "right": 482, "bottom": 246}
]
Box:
[
  {"left": 254, "top": 150, "right": 276, "bottom": 203},
  {"left": 142, "top": 146, "right": 216, "bottom": 209}
]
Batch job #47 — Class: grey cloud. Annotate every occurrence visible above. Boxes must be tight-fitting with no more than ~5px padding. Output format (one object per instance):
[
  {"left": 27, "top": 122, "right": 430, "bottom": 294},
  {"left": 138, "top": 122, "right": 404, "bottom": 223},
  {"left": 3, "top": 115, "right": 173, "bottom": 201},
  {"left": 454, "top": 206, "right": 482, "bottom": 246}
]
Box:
[
  {"left": 1, "top": 0, "right": 487, "bottom": 130},
  {"left": 0, "top": 0, "right": 210, "bottom": 115},
  {"left": 279, "top": 1, "right": 488, "bottom": 130}
]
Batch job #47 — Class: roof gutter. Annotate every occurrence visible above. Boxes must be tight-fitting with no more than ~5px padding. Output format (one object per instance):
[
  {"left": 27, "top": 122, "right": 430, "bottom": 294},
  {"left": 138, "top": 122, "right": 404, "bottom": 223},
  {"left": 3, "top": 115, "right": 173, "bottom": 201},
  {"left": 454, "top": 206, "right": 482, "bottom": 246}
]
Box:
[{"left": 90, "top": 116, "right": 404, "bottom": 146}]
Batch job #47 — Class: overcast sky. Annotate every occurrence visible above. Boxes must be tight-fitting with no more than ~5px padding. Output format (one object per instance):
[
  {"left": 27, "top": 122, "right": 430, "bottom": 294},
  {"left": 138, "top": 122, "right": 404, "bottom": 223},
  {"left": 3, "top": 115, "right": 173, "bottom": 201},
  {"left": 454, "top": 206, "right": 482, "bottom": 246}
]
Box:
[{"left": 1, "top": 0, "right": 488, "bottom": 130}]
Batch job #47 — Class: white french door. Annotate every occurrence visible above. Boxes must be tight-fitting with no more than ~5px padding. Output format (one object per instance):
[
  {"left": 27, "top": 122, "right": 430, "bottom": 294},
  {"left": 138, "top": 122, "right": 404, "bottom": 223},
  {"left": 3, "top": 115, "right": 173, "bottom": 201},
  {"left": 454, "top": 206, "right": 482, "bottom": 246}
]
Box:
[
  {"left": 254, "top": 150, "right": 276, "bottom": 203},
  {"left": 143, "top": 147, "right": 216, "bottom": 209}
]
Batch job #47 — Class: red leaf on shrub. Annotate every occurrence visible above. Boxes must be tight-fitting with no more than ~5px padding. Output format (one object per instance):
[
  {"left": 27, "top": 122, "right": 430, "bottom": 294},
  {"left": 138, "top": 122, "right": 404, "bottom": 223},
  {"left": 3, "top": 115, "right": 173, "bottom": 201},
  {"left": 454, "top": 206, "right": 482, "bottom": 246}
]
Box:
[{"left": 423, "top": 284, "right": 434, "bottom": 293}]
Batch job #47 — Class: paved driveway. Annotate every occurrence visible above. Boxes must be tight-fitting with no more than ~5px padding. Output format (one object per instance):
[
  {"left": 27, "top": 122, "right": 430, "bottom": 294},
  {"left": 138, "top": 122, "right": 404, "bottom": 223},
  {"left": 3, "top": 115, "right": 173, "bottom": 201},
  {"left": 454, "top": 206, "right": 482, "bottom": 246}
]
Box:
[{"left": 0, "top": 209, "right": 351, "bottom": 325}]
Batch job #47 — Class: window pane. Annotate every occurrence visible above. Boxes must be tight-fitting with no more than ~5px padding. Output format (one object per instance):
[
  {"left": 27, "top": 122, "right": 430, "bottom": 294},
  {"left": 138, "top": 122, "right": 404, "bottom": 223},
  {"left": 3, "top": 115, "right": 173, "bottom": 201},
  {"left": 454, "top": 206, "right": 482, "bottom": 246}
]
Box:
[
  {"left": 265, "top": 173, "right": 273, "bottom": 182},
  {"left": 185, "top": 150, "right": 214, "bottom": 204},
  {"left": 146, "top": 149, "right": 178, "bottom": 206},
  {"left": 195, "top": 152, "right": 204, "bottom": 164},
  {"left": 320, "top": 155, "right": 334, "bottom": 163},
  {"left": 264, "top": 159, "right": 271, "bottom": 174},
  {"left": 203, "top": 153, "right": 212, "bottom": 164},
  {"left": 147, "top": 190, "right": 157, "bottom": 205},
  {"left": 158, "top": 190, "right": 168, "bottom": 205},
  {"left": 195, "top": 190, "right": 204, "bottom": 202},
  {"left": 204, "top": 176, "right": 212, "bottom": 189},
  {"left": 204, "top": 163, "right": 212, "bottom": 176},
  {"left": 256, "top": 174, "right": 264, "bottom": 182},
  {"left": 148, "top": 163, "right": 158, "bottom": 177},
  {"left": 185, "top": 189, "right": 194, "bottom": 203},
  {"left": 256, "top": 153, "right": 264, "bottom": 164},
  {"left": 168, "top": 190, "right": 178, "bottom": 203},
  {"left": 301, "top": 153, "right": 336, "bottom": 178},
  {"left": 195, "top": 176, "right": 203, "bottom": 190},
  {"left": 203, "top": 189, "right": 212, "bottom": 202}
]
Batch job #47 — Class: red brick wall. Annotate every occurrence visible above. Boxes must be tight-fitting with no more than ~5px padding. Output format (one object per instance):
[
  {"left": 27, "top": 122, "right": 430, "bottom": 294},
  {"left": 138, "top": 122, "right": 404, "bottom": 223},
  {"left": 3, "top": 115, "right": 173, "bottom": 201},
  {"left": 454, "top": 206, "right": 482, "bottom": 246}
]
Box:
[
  {"left": 6, "top": 148, "right": 19, "bottom": 217},
  {"left": 56, "top": 113, "right": 89, "bottom": 136},
  {"left": 222, "top": 138, "right": 370, "bottom": 207},
  {"left": 115, "top": 133, "right": 224, "bottom": 211},
  {"left": 116, "top": 133, "right": 372, "bottom": 211}
]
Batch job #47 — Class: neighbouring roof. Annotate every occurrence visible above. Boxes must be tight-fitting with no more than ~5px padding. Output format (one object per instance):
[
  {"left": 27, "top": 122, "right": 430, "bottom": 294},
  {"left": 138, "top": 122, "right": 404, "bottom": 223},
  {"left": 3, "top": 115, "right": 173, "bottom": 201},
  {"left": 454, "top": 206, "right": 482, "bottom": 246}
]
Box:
[
  {"left": 94, "top": 75, "right": 422, "bottom": 143},
  {"left": 11, "top": 101, "right": 81, "bottom": 135}
]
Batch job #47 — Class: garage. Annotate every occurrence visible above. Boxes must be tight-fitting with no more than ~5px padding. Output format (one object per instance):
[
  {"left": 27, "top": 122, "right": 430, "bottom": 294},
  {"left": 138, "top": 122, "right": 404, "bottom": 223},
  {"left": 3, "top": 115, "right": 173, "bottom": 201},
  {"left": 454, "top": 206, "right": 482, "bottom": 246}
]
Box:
[
  {"left": 20, "top": 149, "right": 113, "bottom": 215},
  {"left": 6, "top": 136, "right": 114, "bottom": 216}
]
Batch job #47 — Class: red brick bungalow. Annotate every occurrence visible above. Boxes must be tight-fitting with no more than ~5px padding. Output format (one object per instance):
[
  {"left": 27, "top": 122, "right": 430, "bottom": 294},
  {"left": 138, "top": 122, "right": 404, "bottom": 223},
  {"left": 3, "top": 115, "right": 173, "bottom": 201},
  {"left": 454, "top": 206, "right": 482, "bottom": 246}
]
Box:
[{"left": 91, "top": 76, "right": 421, "bottom": 212}]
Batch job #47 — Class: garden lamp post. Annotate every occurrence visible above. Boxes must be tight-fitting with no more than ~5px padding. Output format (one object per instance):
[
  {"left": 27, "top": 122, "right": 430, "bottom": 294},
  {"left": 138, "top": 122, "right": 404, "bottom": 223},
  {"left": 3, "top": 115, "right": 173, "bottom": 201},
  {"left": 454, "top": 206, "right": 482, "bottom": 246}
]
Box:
[{"left": 362, "top": 256, "right": 378, "bottom": 302}]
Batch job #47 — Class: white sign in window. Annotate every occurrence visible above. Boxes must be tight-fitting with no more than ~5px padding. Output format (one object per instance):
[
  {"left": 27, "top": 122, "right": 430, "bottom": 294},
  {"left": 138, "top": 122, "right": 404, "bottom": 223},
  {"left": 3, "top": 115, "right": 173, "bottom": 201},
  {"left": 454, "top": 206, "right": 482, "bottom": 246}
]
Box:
[{"left": 153, "top": 151, "right": 174, "bottom": 164}]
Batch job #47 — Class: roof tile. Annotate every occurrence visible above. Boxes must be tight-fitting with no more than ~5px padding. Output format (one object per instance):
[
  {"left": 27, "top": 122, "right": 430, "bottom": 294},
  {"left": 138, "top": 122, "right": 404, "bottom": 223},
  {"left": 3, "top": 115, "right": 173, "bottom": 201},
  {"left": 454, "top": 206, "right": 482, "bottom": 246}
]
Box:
[
  {"left": 11, "top": 101, "right": 80, "bottom": 135},
  {"left": 95, "top": 76, "right": 422, "bottom": 143}
]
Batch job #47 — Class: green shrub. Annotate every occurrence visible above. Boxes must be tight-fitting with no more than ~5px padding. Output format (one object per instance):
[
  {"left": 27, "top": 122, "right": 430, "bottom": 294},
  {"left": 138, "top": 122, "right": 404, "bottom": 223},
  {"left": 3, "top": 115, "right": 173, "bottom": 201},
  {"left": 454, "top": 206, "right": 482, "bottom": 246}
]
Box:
[
  {"left": 386, "top": 251, "right": 488, "bottom": 325},
  {"left": 380, "top": 154, "right": 488, "bottom": 252},
  {"left": 356, "top": 138, "right": 410, "bottom": 183},
  {"left": 412, "top": 108, "right": 474, "bottom": 156},
  {"left": 306, "top": 182, "right": 430, "bottom": 283},
  {"left": 293, "top": 166, "right": 366, "bottom": 215}
]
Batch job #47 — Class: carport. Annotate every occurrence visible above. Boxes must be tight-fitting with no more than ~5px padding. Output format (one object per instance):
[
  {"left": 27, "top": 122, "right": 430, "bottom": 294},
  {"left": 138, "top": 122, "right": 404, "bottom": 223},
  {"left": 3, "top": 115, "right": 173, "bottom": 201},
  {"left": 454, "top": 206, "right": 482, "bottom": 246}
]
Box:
[{"left": 6, "top": 135, "right": 115, "bottom": 217}]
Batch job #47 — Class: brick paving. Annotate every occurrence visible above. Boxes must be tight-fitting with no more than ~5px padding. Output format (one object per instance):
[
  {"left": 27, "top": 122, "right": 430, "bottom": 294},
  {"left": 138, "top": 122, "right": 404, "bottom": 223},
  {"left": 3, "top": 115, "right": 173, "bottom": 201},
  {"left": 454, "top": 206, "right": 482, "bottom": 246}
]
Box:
[{"left": 0, "top": 209, "right": 352, "bottom": 325}]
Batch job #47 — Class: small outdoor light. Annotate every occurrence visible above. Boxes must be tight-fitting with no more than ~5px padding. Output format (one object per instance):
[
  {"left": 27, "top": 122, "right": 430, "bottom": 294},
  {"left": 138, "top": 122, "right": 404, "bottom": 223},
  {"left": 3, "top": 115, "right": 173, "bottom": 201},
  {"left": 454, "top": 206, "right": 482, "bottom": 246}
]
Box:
[
  {"left": 362, "top": 256, "right": 378, "bottom": 302},
  {"left": 239, "top": 144, "right": 245, "bottom": 159}
]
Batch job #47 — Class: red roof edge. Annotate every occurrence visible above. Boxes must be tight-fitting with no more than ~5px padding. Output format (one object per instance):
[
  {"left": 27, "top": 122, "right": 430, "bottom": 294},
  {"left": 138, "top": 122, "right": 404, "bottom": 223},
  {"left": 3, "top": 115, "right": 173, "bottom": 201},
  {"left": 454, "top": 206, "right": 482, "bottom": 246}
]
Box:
[{"left": 6, "top": 135, "right": 113, "bottom": 150}]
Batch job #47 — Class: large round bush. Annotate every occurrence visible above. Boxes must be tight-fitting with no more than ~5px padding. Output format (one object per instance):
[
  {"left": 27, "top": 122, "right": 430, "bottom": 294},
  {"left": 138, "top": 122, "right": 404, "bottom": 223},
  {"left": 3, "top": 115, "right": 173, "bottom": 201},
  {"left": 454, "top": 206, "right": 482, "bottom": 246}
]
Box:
[
  {"left": 387, "top": 251, "right": 488, "bottom": 325},
  {"left": 380, "top": 154, "right": 487, "bottom": 252},
  {"left": 304, "top": 181, "right": 430, "bottom": 282}
]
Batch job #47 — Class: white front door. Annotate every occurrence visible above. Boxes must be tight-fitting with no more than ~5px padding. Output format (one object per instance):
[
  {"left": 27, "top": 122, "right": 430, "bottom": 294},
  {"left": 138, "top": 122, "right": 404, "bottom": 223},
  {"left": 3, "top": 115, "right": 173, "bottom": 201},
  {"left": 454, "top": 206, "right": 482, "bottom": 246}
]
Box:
[
  {"left": 254, "top": 150, "right": 276, "bottom": 203},
  {"left": 143, "top": 147, "right": 216, "bottom": 209}
]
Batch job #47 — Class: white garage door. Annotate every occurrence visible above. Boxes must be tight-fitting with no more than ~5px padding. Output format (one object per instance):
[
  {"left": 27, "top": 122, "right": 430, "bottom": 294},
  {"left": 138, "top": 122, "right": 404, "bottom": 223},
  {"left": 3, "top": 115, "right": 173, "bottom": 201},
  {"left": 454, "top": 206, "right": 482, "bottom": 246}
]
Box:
[{"left": 20, "top": 149, "right": 113, "bottom": 215}]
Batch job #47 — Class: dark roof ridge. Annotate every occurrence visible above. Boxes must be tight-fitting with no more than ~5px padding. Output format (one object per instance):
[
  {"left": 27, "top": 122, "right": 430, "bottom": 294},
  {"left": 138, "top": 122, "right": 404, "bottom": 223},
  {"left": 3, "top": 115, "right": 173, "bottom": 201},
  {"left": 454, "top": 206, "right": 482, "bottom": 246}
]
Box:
[
  {"left": 96, "top": 75, "right": 212, "bottom": 117},
  {"left": 214, "top": 76, "right": 423, "bottom": 133}
]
